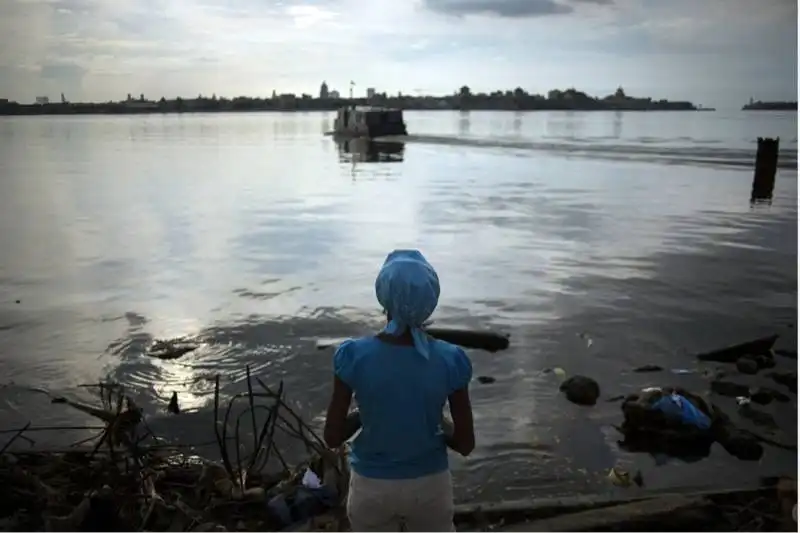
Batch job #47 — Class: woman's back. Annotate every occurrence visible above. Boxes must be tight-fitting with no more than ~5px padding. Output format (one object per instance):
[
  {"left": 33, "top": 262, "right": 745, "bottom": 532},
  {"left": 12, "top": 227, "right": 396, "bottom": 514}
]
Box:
[{"left": 334, "top": 336, "right": 471, "bottom": 480}]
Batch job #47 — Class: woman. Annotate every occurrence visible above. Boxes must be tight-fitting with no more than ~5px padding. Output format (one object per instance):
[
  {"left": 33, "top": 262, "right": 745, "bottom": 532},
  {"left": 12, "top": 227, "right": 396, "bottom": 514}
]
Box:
[{"left": 323, "top": 249, "right": 475, "bottom": 532}]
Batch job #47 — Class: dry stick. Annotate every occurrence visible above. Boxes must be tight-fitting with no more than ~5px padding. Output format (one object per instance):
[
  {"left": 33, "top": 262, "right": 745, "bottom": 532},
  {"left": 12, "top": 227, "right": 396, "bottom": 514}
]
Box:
[
  {"left": 246, "top": 365, "right": 258, "bottom": 457},
  {"left": 0, "top": 422, "right": 31, "bottom": 454},
  {"left": 239, "top": 403, "right": 288, "bottom": 475},
  {"left": 70, "top": 433, "right": 103, "bottom": 448},
  {"left": 248, "top": 380, "right": 285, "bottom": 474},
  {"left": 219, "top": 386, "right": 284, "bottom": 481},
  {"left": 263, "top": 382, "right": 287, "bottom": 472},
  {"left": 255, "top": 377, "right": 327, "bottom": 450},
  {"left": 213, "top": 376, "right": 235, "bottom": 479},
  {"left": 234, "top": 410, "right": 245, "bottom": 493}
]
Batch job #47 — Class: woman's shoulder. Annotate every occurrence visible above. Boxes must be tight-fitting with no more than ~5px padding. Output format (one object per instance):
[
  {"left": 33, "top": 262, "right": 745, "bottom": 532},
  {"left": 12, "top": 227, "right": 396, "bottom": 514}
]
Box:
[
  {"left": 429, "top": 339, "right": 473, "bottom": 391},
  {"left": 333, "top": 337, "right": 384, "bottom": 387},
  {"left": 429, "top": 339, "right": 470, "bottom": 365},
  {"left": 334, "top": 336, "right": 383, "bottom": 361}
]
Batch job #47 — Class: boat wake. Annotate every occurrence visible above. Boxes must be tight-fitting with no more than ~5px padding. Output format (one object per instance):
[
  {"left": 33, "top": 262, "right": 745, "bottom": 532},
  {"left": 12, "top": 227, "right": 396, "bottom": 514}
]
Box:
[{"left": 372, "top": 134, "right": 798, "bottom": 171}]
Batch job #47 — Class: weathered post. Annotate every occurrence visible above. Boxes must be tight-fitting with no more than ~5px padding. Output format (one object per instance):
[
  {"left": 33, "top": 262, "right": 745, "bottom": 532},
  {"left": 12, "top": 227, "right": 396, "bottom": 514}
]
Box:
[{"left": 750, "top": 137, "right": 779, "bottom": 202}]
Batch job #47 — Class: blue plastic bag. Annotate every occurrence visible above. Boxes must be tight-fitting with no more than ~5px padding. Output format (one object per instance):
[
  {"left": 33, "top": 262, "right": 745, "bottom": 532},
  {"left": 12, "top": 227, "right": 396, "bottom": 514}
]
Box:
[{"left": 650, "top": 393, "right": 711, "bottom": 430}]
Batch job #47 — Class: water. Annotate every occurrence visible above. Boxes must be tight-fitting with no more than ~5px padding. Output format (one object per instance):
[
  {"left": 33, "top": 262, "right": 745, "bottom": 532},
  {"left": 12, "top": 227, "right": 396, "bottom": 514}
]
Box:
[{"left": 0, "top": 110, "right": 796, "bottom": 504}]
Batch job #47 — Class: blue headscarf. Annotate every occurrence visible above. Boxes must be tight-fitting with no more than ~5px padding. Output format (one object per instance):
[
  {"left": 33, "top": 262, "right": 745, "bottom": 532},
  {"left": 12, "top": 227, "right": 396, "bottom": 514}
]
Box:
[{"left": 375, "top": 249, "right": 440, "bottom": 359}]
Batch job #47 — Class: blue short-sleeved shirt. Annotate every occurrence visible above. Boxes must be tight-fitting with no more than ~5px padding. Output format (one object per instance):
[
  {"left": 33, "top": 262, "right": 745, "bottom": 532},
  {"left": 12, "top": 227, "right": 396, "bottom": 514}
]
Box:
[{"left": 333, "top": 336, "right": 472, "bottom": 480}]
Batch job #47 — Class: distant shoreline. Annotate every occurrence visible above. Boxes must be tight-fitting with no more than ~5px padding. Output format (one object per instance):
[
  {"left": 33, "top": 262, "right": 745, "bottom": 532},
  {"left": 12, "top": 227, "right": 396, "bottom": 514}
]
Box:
[
  {"left": 0, "top": 87, "right": 707, "bottom": 116},
  {"left": 0, "top": 107, "right": 715, "bottom": 117},
  {"left": 742, "top": 101, "right": 797, "bottom": 111}
]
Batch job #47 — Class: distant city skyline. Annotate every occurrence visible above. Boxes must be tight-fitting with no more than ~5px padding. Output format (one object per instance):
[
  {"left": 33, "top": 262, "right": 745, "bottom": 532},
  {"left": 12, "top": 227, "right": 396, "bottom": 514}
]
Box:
[{"left": 0, "top": 0, "right": 796, "bottom": 109}]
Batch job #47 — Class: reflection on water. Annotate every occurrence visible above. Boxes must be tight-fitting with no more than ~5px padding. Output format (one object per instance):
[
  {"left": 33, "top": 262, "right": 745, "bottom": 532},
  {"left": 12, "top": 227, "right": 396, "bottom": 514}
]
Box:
[
  {"left": 612, "top": 110, "right": 623, "bottom": 139},
  {"left": 512, "top": 112, "right": 522, "bottom": 135},
  {"left": 0, "top": 111, "right": 796, "bottom": 504},
  {"left": 336, "top": 138, "right": 405, "bottom": 163},
  {"left": 458, "top": 110, "right": 471, "bottom": 136}
]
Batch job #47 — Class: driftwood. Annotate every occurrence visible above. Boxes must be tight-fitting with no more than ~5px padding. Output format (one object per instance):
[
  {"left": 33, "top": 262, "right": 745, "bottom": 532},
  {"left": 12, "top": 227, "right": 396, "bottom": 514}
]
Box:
[
  {"left": 316, "top": 327, "right": 510, "bottom": 353},
  {"left": 695, "top": 335, "right": 778, "bottom": 363}
]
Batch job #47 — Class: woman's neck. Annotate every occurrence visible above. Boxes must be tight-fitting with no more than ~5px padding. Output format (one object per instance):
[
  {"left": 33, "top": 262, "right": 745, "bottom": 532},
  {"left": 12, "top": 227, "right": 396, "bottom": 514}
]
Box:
[{"left": 377, "top": 324, "right": 415, "bottom": 345}]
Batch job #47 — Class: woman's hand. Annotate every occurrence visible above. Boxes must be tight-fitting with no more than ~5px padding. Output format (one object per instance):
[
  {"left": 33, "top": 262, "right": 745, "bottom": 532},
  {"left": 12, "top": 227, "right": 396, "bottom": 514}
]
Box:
[{"left": 445, "top": 388, "right": 475, "bottom": 456}]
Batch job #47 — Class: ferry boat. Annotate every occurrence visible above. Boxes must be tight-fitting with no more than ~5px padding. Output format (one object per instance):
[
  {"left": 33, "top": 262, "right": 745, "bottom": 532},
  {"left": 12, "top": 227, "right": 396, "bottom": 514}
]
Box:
[{"left": 332, "top": 105, "right": 408, "bottom": 138}]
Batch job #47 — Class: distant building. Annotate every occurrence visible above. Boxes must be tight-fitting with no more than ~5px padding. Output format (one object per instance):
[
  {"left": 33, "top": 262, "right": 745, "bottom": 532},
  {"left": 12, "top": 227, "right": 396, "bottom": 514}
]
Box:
[
  {"left": 329, "top": 90, "right": 340, "bottom": 99},
  {"left": 35, "top": 96, "right": 49, "bottom": 105},
  {"left": 320, "top": 81, "right": 329, "bottom": 99},
  {"left": 366, "top": 87, "right": 376, "bottom": 99}
]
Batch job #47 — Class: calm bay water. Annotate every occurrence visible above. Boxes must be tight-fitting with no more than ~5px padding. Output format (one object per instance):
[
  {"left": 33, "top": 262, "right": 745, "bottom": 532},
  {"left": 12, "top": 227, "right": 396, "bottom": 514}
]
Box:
[{"left": 0, "top": 110, "right": 796, "bottom": 504}]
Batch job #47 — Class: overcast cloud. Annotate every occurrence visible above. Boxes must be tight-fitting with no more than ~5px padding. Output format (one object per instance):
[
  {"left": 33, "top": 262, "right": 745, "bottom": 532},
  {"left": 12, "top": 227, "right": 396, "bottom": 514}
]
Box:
[{"left": 0, "top": 0, "right": 796, "bottom": 108}]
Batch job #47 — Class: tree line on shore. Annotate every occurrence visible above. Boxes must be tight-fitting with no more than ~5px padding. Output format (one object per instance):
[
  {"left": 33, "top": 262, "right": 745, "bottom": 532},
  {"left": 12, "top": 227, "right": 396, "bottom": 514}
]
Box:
[{"left": 0, "top": 86, "right": 702, "bottom": 115}]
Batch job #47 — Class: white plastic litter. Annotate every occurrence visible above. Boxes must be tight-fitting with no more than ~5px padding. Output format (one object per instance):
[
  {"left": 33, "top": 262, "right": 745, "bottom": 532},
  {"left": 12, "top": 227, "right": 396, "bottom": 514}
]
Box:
[
  {"left": 301, "top": 468, "right": 322, "bottom": 489},
  {"left": 736, "top": 396, "right": 751, "bottom": 406}
]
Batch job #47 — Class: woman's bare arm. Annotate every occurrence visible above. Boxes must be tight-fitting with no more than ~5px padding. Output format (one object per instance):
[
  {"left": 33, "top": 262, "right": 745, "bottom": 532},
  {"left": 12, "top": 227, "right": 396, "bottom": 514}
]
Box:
[
  {"left": 445, "top": 387, "right": 475, "bottom": 456},
  {"left": 323, "top": 375, "right": 353, "bottom": 448}
]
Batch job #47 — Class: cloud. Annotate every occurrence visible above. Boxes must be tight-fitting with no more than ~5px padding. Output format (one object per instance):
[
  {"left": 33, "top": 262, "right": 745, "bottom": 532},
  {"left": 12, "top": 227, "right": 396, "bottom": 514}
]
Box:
[
  {"left": 0, "top": 0, "right": 795, "bottom": 107},
  {"left": 424, "top": 0, "right": 573, "bottom": 18},
  {"left": 423, "top": 0, "right": 617, "bottom": 18}
]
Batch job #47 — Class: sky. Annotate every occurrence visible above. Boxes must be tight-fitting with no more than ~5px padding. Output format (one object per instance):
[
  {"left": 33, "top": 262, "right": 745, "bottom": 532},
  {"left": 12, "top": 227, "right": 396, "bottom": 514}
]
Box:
[{"left": 0, "top": 0, "right": 797, "bottom": 108}]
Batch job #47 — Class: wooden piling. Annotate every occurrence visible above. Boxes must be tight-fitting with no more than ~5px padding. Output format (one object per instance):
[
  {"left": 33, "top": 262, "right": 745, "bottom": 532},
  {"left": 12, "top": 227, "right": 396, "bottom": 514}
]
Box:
[{"left": 750, "top": 137, "right": 779, "bottom": 202}]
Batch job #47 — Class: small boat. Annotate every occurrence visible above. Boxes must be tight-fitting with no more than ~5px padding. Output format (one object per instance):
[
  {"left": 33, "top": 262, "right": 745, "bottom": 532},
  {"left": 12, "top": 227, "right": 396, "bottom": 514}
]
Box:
[{"left": 332, "top": 105, "right": 408, "bottom": 138}]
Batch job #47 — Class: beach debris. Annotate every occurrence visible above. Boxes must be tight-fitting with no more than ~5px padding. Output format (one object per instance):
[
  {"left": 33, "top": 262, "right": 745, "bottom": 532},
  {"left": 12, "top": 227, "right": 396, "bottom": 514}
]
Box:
[
  {"left": 695, "top": 334, "right": 778, "bottom": 363},
  {"left": 476, "top": 376, "right": 496, "bottom": 384},
  {"left": 607, "top": 467, "right": 631, "bottom": 487},
  {"left": 735, "top": 357, "right": 759, "bottom": 375},
  {"left": 617, "top": 387, "right": 715, "bottom": 460},
  {"left": 773, "top": 348, "right": 797, "bottom": 360},
  {"left": 738, "top": 402, "right": 778, "bottom": 429},
  {"left": 577, "top": 332, "right": 593, "bottom": 348},
  {"left": 147, "top": 338, "right": 200, "bottom": 360},
  {"left": 424, "top": 327, "right": 511, "bottom": 353},
  {"left": 633, "top": 365, "right": 663, "bottom": 373},
  {"left": 607, "top": 467, "right": 644, "bottom": 488},
  {"left": 168, "top": 391, "right": 180, "bottom": 414},
  {"left": 316, "top": 327, "right": 511, "bottom": 353},
  {"left": 714, "top": 424, "right": 764, "bottom": 461},
  {"left": 559, "top": 375, "right": 600, "bottom": 406},
  {"left": 766, "top": 371, "right": 797, "bottom": 394},
  {"left": 752, "top": 386, "right": 790, "bottom": 404},
  {"left": 710, "top": 380, "right": 750, "bottom": 398},
  {"left": 0, "top": 367, "right": 350, "bottom": 532},
  {"left": 606, "top": 395, "right": 626, "bottom": 402}
]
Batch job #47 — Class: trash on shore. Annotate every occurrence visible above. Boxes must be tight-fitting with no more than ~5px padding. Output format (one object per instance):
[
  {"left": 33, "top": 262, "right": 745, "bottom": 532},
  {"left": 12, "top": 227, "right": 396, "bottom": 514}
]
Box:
[
  {"left": 615, "top": 386, "right": 765, "bottom": 461},
  {"left": 607, "top": 467, "right": 643, "bottom": 488},
  {"left": 0, "top": 368, "right": 350, "bottom": 532}
]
